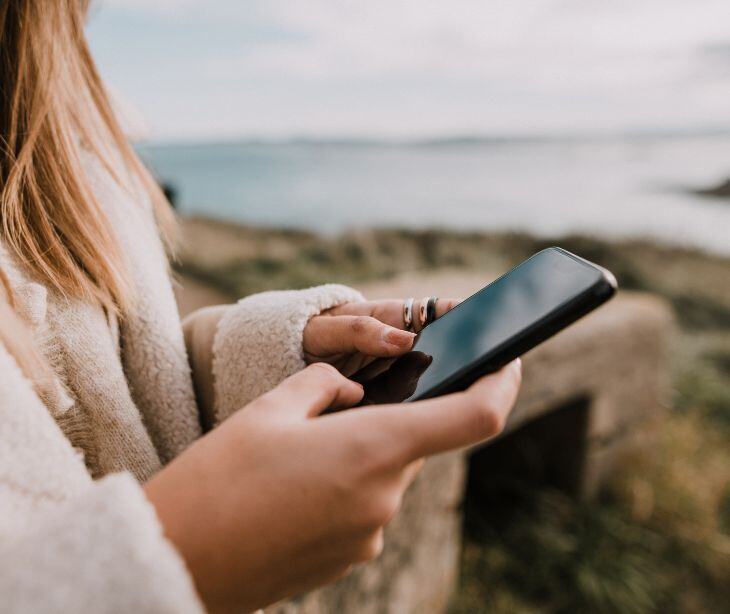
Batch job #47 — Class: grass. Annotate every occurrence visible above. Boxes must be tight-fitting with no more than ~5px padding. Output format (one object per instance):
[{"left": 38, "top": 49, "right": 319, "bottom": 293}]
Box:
[
  {"left": 178, "top": 219, "right": 730, "bottom": 329},
  {"left": 179, "top": 217, "right": 730, "bottom": 613},
  {"left": 452, "top": 405, "right": 730, "bottom": 614}
]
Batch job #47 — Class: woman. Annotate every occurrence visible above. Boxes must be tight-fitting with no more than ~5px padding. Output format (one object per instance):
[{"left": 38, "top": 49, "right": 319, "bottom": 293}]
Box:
[{"left": 0, "top": 2, "right": 521, "bottom": 613}]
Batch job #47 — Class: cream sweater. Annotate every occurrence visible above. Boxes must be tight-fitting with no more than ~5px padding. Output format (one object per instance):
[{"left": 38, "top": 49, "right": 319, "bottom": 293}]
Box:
[{"left": 0, "top": 148, "right": 362, "bottom": 613}]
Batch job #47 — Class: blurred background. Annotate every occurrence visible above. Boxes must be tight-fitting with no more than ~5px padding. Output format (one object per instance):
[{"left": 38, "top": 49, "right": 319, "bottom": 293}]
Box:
[{"left": 89, "top": 1, "right": 729, "bottom": 612}]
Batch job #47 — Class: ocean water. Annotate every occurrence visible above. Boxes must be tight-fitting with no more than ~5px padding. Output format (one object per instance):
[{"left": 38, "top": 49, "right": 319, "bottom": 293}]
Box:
[{"left": 138, "top": 135, "right": 730, "bottom": 255}]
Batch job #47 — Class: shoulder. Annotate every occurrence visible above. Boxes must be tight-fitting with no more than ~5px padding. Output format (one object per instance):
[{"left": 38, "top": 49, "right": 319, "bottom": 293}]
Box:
[
  {"left": 0, "top": 338, "right": 91, "bottom": 507},
  {"left": 0, "top": 238, "right": 51, "bottom": 323},
  {"left": 0, "top": 247, "right": 75, "bottom": 416},
  {"left": 0, "top": 336, "right": 61, "bottom": 451},
  {"left": 0, "top": 338, "right": 31, "bottom": 393}
]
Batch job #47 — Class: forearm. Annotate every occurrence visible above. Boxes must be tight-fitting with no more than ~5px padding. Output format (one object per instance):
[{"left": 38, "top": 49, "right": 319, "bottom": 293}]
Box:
[{"left": 183, "top": 284, "right": 364, "bottom": 429}]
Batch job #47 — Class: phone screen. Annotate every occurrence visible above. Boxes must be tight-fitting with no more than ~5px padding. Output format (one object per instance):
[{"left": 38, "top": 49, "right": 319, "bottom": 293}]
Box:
[{"left": 357, "top": 248, "right": 606, "bottom": 404}]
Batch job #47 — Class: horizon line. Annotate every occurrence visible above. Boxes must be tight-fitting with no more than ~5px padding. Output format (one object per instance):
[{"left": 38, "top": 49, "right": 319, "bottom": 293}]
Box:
[{"left": 136, "top": 125, "right": 730, "bottom": 149}]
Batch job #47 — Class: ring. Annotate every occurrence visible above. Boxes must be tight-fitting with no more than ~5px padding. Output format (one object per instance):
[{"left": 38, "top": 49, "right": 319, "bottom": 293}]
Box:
[
  {"left": 403, "top": 298, "right": 415, "bottom": 332},
  {"left": 419, "top": 296, "right": 439, "bottom": 329},
  {"left": 426, "top": 296, "right": 439, "bottom": 325}
]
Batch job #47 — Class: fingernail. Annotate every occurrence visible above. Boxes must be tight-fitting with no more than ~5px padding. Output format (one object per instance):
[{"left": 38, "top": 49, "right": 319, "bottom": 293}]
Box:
[{"left": 385, "top": 328, "right": 416, "bottom": 347}]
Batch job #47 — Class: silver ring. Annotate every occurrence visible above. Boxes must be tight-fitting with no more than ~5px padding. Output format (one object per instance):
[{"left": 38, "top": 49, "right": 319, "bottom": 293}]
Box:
[{"left": 403, "top": 298, "right": 415, "bottom": 332}]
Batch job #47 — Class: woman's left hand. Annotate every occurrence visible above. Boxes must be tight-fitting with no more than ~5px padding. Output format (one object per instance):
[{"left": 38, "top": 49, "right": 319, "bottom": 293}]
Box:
[{"left": 303, "top": 298, "right": 458, "bottom": 376}]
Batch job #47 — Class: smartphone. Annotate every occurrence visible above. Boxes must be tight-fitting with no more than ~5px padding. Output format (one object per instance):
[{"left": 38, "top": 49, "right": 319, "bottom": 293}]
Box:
[{"left": 355, "top": 247, "right": 617, "bottom": 405}]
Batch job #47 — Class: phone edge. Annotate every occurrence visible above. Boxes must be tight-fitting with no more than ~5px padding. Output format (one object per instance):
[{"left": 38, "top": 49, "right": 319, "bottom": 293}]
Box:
[{"left": 408, "top": 248, "right": 618, "bottom": 401}]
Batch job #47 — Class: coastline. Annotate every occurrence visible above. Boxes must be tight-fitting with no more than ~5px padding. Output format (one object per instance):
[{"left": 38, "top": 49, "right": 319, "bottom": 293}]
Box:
[{"left": 141, "top": 133, "right": 730, "bottom": 257}]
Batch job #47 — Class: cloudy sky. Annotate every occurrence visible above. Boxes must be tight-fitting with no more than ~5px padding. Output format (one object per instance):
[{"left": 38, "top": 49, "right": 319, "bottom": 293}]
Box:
[{"left": 87, "top": 0, "right": 730, "bottom": 142}]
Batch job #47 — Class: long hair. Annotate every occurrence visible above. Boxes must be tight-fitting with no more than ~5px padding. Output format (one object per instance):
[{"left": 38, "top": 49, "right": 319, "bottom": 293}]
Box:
[{"left": 0, "top": 0, "right": 175, "bottom": 316}]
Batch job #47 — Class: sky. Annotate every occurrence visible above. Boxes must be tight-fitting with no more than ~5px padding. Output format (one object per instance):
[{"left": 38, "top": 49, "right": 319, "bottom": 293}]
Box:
[{"left": 87, "top": 0, "right": 730, "bottom": 142}]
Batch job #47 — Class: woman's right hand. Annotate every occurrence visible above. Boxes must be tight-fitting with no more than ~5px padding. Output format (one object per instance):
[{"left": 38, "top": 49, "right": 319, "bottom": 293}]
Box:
[{"left": 144, "top": 360, "right": 521, "bottom": 614}]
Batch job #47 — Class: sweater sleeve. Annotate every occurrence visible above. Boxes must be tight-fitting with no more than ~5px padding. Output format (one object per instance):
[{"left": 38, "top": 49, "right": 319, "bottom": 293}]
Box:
[
  {"left": 183, "top": 284, "right": 364, "bottom": 427},
  {"left": 0, "top": 344, "right": 204, "bottom": 614}
]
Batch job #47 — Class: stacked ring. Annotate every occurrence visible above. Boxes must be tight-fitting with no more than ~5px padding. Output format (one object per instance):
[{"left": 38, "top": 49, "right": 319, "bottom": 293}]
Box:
[
  {"left": 403, "top": 297, "right": 415, "bottom": 332},
  {"left": 426, "top": 296, "right": 438, "bottom": 325},
  {"left": 419, "top": 296, "right": 439, "bottom": 329}
]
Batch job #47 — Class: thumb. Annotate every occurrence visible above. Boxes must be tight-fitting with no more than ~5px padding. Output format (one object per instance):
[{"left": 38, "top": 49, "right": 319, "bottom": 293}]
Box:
[
  {"left": 349, "top": 359, "right": 522, "bottom": 463},
  {"left": 256, "top": 363, "right": 364, "bottom": 419}
]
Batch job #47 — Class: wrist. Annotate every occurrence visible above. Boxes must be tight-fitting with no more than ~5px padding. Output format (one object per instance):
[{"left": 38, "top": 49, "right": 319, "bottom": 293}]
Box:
[{"left": 144, "top": 468, "right": 215, "bottom": 612}]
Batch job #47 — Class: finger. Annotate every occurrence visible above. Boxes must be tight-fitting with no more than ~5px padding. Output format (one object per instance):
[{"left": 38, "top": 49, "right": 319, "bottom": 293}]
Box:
[
  {"left": 259, "top": 363, "right": 364, "bottom": 418},
  {"left": 401, "top": 458, "right": 425, "bottom": 488},
  {"left": 350, "top": 357, "right": 397, "bottom": 385},
  {"left": 327, "top": 300, "right": 405, "bottom": 329},
  {"left": 412, "top": 298, "right": 461, "bottom": 332},
  {"left": 352, "top": 359, "right": 522, "bottom": 462},
  {"left": 304, "top": 315, "right": 415, "bottom": 358},
  {"left": 355, "top": 352, "right": 432, "bottom": 405},
  {"left": 329, "top": 298, "right": 461, "bottom": 332},
  {"left": 435, "top": 298, "right": 460, "bottom": 319}
]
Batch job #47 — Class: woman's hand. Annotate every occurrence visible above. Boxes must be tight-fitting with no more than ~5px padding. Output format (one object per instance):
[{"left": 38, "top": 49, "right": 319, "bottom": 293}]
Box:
[
  {"left": 303, "top": 298, "right": 459, "bottom": 375},
  {"left": 144, "top": 359, "right": 521, "bottom": 614}
]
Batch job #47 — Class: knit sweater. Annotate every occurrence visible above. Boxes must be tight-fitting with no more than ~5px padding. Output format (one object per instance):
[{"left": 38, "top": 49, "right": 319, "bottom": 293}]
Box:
[{"left": 0, "top": 148, "right": 363, "bottom": 613}]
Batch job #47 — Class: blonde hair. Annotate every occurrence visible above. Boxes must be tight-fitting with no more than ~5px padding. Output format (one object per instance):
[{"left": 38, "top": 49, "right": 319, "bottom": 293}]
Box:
[{"left": 0, "top": 0, "right": 175, "bottom": 316}]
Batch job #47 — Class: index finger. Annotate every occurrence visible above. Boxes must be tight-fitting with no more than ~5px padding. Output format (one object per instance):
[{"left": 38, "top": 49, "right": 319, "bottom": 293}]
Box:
[
  {"left": 349, "top": 359, "right": 522, "bottom": 463},
  {"left": 328, "top": 298, "right": 461, "bottom": 331}
]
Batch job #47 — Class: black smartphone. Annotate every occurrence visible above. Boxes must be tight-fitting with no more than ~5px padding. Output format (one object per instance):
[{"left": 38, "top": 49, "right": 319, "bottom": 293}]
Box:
[{"left": 355, "top": 247, "right": 617, "bottom": 405}]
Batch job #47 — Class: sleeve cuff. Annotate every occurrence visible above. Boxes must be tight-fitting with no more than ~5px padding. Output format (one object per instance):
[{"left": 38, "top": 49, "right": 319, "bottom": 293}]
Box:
[{"left": 212, "top": 283, "right": 364, "bottom": 421}]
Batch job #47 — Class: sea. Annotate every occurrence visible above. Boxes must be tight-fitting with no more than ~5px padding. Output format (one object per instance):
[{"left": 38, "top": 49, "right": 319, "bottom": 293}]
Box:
[{"left": 138, "top": 134, "right": 730, "bottom": 255}]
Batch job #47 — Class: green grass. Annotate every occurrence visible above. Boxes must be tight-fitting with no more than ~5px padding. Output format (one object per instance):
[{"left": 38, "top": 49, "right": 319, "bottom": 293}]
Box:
[{"left": 179, "top": 218, "right": 730, "bottom": 613}]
